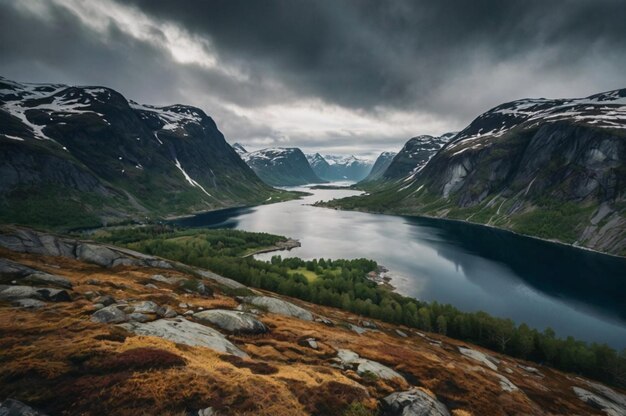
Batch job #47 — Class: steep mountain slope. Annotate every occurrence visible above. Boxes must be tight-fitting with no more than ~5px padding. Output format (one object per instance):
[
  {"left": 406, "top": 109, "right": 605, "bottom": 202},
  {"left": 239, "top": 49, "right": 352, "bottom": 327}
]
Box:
[
  {"left": 242, "top": 147, "right": 325, "bottom": 186},
  {"left": 231, "top": 142, "right": 247, "bottom": 156},
  {"left": 0, "top": 77, "right": 289, "bottom": 229},
  {"left": 1, "top": 226, "right": 624, "bottom": 416},
  {"left": 307, "top": 153, "right": 373, "bottom": 181},
  {"left": 381, "top": 133, "right": 456, "bottom": 181},
  {"left": 360, "top": 151, "right": 397, "bottom": 183},
  {"left": 305, "top": 153, "right": 332, "bottom": 179},
  {"left": 323, "top": 89, "right": 626, "bottom": 256}
]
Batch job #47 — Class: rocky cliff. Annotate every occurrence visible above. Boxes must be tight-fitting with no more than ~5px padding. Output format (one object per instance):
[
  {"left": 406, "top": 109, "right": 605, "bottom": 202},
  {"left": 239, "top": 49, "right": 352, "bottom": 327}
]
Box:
[
  {"left": 0, "top": 77, "right": 288, "bottom": 229},
  {"left": 324, "top": 90, "right": 626, "bottom": 256}
]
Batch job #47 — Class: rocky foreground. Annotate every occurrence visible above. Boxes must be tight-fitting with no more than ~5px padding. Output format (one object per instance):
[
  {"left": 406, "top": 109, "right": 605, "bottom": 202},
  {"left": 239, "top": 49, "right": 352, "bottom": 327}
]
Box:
[{"left": 0, "top": 226, "right": 625, "bottom": 415}]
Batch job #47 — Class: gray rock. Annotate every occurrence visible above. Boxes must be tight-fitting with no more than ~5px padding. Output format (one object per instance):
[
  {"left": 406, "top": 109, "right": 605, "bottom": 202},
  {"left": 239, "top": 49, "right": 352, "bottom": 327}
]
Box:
[
  {"left": 162, "top": 307, "right": 178, "bottom": 318},
  {"left": 383, "top": 388, "right": 450, "bottom": 416},
  {"left": 132, "top": 301, "right": 160, "bottom": 314},
  {"left": 458, "top": 347, "right": 499, "bottom": 371},
  {"left": 94, "top": 295, "right": 115, "bottom": 306},
  {"left": 572, "top": 386, "right": 626, "bottom": 416},
  {"left": 183, "top": 310, "right": 194, "bottom": 316},
  {"left": 336, "top": 349, "right": 405, "bottom": 381},
  {"left": 0, "top": 285, "right": 70, "bottom": 302},
  {"left": 92, "top": 303, "right": 105, "bottom": 311},
  {"left": 23, "top": 272, "right": 72, "bottom": 289},
  {"left": 189, "top": 407, "right": 217, "bottom": 416},
  {"left": 194, "top": 309, "right": 268, "bottom": 335},
  {"left": 0, "top": 398, "right": 48, "bottom": 416},
  {"left": 315, "top": 316, "right": 333, "bottom": 326},
  {"left": 150, "top": 274, "right": 183, "bottom": 285},
  {"left": 144, "top": 283, "right": 158, "bottom": 289},
  {"left": 395, "top": 329, "right": 408, "bottom": 338},
  {"left": 306, "top": 338, "right": 318, "bottom": 349},
  {"left": 349, "top": 324, "right": 367, "bottom": 335},
  {"left": 91, "top": 305, "right": 128, "bottom": 324},
  {"left": 243, "top": 296, "right": 312, "bottom": 321},
  {"left": 128, "top": 312, "right": 152, "bottom": 323},
  {"left": 195, "top": 269, "right": 245, "bottom": 289},
  {"left": 362, "top": 320, "right": 377, "bottom": 329},
  {"left": 13, "top": 298, "right": 46, "bottom": 309},
  {"left": 76, "top": 243, "right": 122, "bottom": 267},
  {"left": 120, "top": 318, "right": 248, "bottom": 357}
]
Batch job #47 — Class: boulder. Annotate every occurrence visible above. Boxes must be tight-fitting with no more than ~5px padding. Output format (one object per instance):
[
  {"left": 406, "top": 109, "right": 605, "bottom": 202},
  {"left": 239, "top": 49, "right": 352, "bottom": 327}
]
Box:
[
  {"left": 0, "top": 398, "right": 48, "bottom": 416},
  {"left": 93, "top": 295, "right": 116, "bottom": 306},
  {"left": 128, "top": 312, "right": 152, "bottom": 323},
  {"left": 194, "top": 309, "right": 268, "bottom": 335},
  {"left": 243, "top": 296, "right": 313, "bottom": 321},
  {"left": 195, "top": 269, "right": 246, "bottom": 290},
  {"left": 336, "top": 349, "right": 405, "bottom": 382},
  {"left": 158, "top": 306, "right": 178, "bottom": 318},
  {"left": 382, "top": 388, "right": 450, "bottom": 416},
  {"left": 395, "top": 329, "right": 408, "bottom": 338},
  {"left": 150, "top": 274, "right": 183, "bottom": 285},
  {"left": 13, "top": 298, "right": 46, "bottom": 309},
  {"left": 23, "top": 272, "right": 72, "bottom": 289},
  {"left": 458, "top": 347, "right": 499, "bottom": 371},
  {"left": 119, "top": 318, "right": 248, "bottom": 357},
  {"left": 76, "top": 243, "right": 123, "bottom": 267},
  {"left": 91, "top": 305, "right": 128, "bottom": 324},
  {"left": 0, "top": 285, "right": 71, "bottom": 302},
  {"left": 306, "top": 338, "right": 318, "bottom": 349},
  {"left": 132, "top": 301, "right": 160, "bottom": 314}
]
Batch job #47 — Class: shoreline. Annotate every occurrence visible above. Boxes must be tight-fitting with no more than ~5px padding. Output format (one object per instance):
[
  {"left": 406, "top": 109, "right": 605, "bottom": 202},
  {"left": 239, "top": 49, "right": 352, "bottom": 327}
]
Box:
[
  {"left": 316, "top": 202, "right": 626, "bottom": 260},
  {"left": 242, "top": 238, "right": 301, "bottom": 258}
]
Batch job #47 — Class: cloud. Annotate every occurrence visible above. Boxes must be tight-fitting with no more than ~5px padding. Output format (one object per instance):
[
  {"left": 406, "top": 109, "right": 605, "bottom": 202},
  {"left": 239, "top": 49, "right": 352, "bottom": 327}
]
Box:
[{"left": 1, "top": 0, "right": 625, "bottom": 156}]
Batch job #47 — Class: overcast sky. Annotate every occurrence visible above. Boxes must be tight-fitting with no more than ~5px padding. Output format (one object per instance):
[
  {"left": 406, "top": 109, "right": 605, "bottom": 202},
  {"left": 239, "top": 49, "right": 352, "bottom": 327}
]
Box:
[{"left": 1, "top": 0, "right": 625, "bottom": 158}]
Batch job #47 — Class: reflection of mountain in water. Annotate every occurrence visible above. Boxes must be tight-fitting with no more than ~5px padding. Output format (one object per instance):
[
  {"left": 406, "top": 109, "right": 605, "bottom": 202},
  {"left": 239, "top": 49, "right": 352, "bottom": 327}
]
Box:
[
  {"left": 175, "top": 206, "right": 254, "bottom": 229},
  {"left": 408, "top": 216, "right": 626, "bottom": 323}
]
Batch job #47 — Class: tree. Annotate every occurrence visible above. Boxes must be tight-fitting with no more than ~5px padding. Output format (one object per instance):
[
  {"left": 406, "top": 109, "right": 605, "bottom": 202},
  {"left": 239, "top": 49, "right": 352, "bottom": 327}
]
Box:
[
  {"left": 490, "top": 319, "right": 515, "bottom": 352},
  {"left": 418, "top": 307, "right": 432, "bottom": 332},
  {"left": 436, "top": 315, "right": 447, "bottom": 335}
]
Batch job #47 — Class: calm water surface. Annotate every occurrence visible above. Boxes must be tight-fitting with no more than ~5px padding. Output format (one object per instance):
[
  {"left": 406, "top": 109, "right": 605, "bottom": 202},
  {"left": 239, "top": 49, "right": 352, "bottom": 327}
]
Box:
[{"left": 175, "top": 185, "right": 626, "bottom": 348}]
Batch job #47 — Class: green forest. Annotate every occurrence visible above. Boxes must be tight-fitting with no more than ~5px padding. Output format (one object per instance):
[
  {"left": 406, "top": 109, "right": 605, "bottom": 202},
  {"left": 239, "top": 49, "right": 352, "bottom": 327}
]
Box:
[{"left": 92, "top": 225, "right": 626, "bottom": 388}]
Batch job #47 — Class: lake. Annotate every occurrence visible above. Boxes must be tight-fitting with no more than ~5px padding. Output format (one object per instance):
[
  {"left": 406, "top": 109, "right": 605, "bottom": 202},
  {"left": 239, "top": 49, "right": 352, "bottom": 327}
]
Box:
[{"left": 174, "top": 186, "right": 626, "bottom": 348}]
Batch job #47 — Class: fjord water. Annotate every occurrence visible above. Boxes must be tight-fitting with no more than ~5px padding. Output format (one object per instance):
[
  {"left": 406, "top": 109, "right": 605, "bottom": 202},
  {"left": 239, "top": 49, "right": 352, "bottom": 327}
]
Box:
[{"left": 175, "top": 187, "right": 626, "bottom": 348}]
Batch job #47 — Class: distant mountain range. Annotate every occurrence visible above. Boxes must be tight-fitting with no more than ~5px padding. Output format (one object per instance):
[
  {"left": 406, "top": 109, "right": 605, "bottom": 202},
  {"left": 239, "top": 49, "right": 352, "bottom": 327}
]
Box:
[
  {"left": 0, "top": 76, "right": 293, "bottom": 229},
  {"left": 324, "top": 89, "right": 626, "bottom": 256},
  {"left": 306, "top": 153, "right": 373, "bottom": 181},
  {"left": 237, "top": 146, "right": 325, "bottom": 186}
]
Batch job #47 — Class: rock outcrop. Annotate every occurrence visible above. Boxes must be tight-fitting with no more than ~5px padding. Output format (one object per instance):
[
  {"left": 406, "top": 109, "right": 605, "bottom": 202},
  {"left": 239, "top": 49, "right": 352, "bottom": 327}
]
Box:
[
  {"left": 194, "top": 309, "right": 268, "bottom": 335},
  {"left": 243, "top": 296, "right": 313, "bottom": 321},
  {"left": 382, "top": 388, "right": 450, "bottom": 416},
  {"left": 120, "top": 318, "right": 248, "bottom": 357},
  {"left": 336, "top": 349, "right": 405, "bottom": 382}
]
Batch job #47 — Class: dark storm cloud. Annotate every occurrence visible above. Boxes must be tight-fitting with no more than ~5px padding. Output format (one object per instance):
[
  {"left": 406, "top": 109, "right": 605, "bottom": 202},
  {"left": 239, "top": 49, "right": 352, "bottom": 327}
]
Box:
[
  {"left": 0, "top": 0, "right": 625, "bottom": 155},
  {"left": 126, "top": 0, "right": 626, "bottom": 112}
]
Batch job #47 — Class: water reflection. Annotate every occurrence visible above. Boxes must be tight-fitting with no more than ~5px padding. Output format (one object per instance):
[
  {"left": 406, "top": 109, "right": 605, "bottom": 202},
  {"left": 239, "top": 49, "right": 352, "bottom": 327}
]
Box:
[{"left": 174, "top": 186, "right": 626, "bottom": 348}]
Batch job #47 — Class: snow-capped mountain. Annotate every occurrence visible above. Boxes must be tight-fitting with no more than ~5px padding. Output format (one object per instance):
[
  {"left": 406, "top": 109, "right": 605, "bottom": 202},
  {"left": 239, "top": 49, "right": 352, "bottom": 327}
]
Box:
[
  {"left": 0, "top": 76, "right": 284, "bottom": 228},
  {"left": 231, "top": 142, "right": 248, "bottom": 156},
  {"left": 243, "top": 147, "right": 325, "bottom": 186},
  {"left": 380, "top": 133, "right": 456, "bottom": 181},
  {"left": 360, "top": 151, "right": 397, "bottom": 183},
  {"left": 327, "top": 88, "right": 626, "bottom": 255},
  {"left": 306, "top": 153, "right": 373, "bottom": 181}
]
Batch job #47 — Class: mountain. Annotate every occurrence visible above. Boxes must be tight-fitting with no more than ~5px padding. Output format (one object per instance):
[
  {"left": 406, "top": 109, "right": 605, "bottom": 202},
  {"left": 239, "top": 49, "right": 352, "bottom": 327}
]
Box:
[
  {"left": 323, "top": 89, "right": 626, "bottom": 256},
  {"left": 242, "top": 147, "right": 325, "bottom": 186},
  {"left": 359, "top": 151, "right": 397, "bottom": 183},
  {"left": 305, "top": 153, "right": 332, "bottom": 179},
  {"left": 0, "top": 76, "right": 292, "bottom": 229},
  {"left": 381, "top": 133, "right": 456, "bottom": 181},
  {"left": 307, "top": 153, "right": 373, "bottom": 181},
  {"left": 1, "top": 225, "right": 623, "bottom": 416},
  {"left": 231, "top": 142, "right": 247, "bottom": 156}
]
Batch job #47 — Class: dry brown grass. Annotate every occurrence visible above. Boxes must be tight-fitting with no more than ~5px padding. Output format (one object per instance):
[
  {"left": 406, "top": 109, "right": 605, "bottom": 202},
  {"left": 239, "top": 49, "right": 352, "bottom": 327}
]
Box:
[{"left": 0, "top": 248, "right": 615, "bottom": 416}]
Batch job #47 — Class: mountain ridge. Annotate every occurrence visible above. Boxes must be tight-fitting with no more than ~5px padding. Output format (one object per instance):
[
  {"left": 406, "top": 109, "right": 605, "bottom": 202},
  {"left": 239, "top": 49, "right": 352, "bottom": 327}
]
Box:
[
  {"left": 321, "top": 89, "right": 626, "bottom": 256},
  {"left": 0, "top": 76, "right": 294, "bottom": 229}
]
